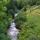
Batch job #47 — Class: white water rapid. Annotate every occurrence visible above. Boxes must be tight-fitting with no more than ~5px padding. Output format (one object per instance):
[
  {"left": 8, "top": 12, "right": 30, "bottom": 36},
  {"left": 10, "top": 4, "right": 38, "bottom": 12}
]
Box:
[{"left": 7, "top": 14, "right": 19, "bottom": 40}]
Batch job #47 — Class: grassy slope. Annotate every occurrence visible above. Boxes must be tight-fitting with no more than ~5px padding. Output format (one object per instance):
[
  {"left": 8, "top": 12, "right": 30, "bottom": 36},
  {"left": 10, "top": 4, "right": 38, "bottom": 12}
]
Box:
[{"left": 16, "top": 6, "right": 40, "bottom": 40}]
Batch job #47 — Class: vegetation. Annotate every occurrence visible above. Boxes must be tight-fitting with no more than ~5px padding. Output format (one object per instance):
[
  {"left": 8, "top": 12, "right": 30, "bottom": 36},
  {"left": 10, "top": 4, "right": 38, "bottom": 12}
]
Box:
[
  {"left": 15, "top": 6, "right": 40, "bottom": 40},
  {"left": 0, "top": 0, "right": 12, "bottom": 40},
  {"left": 0, "top": 0, "right": 40, "bottom": 40}
]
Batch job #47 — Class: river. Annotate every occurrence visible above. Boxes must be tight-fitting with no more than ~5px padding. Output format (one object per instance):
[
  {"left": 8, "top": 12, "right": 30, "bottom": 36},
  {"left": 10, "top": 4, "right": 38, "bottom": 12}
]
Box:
[{"left": 7, "top": 14, "right": 19, "bottom": 40}]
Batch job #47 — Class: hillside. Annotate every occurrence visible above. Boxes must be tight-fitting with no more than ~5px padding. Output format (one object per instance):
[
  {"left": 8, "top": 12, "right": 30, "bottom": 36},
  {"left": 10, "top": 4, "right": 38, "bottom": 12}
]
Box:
[{"left": 15, "top": 6, "right": 40, "bottom": 40}]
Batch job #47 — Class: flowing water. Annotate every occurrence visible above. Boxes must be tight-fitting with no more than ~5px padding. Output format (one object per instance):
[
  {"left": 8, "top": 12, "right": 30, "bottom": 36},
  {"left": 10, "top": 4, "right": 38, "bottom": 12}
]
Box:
[{"left": 7, "top": 14, "right": 19, "bottom": 40}]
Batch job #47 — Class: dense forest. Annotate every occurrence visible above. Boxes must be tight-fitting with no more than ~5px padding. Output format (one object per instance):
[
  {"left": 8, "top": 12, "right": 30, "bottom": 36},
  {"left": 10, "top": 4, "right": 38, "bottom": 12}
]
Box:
[{"left": 0, "top": 0, "right": 40, "bottom": 40}]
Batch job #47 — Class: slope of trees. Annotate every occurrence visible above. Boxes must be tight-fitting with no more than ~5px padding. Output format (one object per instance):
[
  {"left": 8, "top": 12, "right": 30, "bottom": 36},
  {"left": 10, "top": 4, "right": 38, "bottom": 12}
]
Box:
[{"left": 0, "top": 0, "right": 12, "bottom": 40}]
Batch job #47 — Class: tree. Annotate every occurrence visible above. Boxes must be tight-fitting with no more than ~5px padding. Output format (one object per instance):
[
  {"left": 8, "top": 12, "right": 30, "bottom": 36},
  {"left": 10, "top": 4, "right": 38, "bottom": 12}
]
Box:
[{"left": 0, "top": 0, "right": 12, "bottom": 40}]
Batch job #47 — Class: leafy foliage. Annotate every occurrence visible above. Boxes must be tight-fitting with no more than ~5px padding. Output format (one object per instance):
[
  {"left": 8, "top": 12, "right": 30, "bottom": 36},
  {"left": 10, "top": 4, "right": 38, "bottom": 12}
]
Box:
[{"left": 0, "top": 0, "right": 12, "bottom": 40}]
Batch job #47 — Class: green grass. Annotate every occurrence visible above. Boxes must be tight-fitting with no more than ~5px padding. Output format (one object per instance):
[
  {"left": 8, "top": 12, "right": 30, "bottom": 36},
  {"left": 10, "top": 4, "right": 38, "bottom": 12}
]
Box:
[{"left": 15, "top": 6, "right": 40, "bottom": 40}]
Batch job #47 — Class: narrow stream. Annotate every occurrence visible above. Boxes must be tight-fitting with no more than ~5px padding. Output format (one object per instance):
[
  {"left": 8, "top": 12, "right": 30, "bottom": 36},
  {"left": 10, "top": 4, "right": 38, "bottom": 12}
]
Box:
[{"left": 7, "top": 14, "right": 19, "bottom": 40}]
